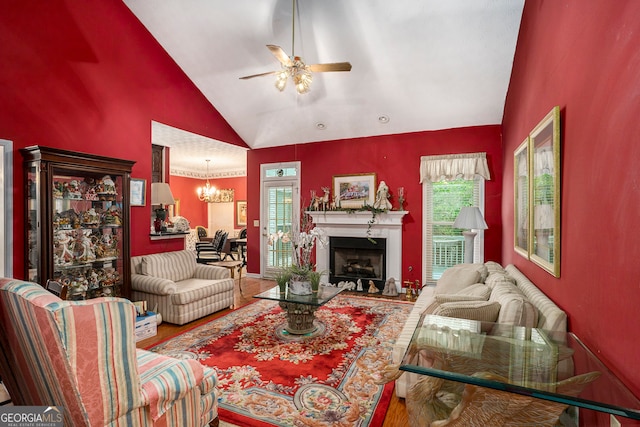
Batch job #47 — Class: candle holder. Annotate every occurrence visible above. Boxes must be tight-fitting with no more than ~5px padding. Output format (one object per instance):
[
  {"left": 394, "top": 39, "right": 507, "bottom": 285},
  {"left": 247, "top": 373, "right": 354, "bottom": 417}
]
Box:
[{"left": 398, "top": 187, "right": 405, "bottom": 210}]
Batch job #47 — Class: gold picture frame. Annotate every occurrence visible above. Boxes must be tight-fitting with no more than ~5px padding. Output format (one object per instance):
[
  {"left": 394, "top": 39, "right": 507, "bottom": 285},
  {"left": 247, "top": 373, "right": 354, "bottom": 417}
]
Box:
[
  {"left": 529, "top": 106, "right": 561, "bottom": 277},
  {"left": 514, "top": 138, "right": 529, "bottom": 258},
  {"left": 332, "top": 173, "right": 377, "bottom": 209},
  {"left": 236, "top": 200, "right": 247, "bottom": 226}
]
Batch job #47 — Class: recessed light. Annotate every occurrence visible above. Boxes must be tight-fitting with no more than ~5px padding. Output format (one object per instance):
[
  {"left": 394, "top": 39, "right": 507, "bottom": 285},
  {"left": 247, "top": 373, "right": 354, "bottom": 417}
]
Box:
[
  {"left": 316, "top": 122, "right": 326, "bottom": 130},
  {"left": 378, "top": 115, "right": 390, "bottom": 124}
]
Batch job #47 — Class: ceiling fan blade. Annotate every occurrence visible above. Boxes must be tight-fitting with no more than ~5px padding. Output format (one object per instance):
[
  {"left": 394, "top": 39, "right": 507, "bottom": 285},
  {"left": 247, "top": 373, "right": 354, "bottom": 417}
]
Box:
[
  {"left": 267, "top": 45, "right": 293, "bottom": 67},
  {"left": 307, "top": 62, "right": 352, "bottom": 73},
  {"left": 239, "top": 71, "right": 278, "bottom": 80}
]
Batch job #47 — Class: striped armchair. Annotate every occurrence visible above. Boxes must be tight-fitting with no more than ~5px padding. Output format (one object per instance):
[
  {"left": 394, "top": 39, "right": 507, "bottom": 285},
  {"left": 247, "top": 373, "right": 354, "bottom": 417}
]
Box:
[{"left": 0, "top": 278, "right": 219, "bottom": 426}]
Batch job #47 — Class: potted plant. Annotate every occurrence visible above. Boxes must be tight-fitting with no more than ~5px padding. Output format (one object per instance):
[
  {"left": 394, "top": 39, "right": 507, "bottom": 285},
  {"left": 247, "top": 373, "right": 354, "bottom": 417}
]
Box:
[
  {"left": 268, "top": 212, "right": 326, "bottom": 295},
  {"left": 274, "top": 269, "right": 291, "bottom": 294}
]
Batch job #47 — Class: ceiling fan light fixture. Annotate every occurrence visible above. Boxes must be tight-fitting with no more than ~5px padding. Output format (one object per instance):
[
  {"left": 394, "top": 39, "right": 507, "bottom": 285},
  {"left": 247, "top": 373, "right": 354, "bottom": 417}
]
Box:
[
  {"left": 275, "top": 69, "right": 289, "bottom": 91},
  {"left": 293, "top": 67, "right": 312, "bottom": 94}
]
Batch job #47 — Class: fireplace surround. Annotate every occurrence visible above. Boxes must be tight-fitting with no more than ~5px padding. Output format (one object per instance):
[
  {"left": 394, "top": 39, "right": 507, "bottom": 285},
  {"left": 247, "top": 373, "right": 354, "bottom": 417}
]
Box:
[{"left": 308, "top": 211, "right": 407, "bottom": 292}]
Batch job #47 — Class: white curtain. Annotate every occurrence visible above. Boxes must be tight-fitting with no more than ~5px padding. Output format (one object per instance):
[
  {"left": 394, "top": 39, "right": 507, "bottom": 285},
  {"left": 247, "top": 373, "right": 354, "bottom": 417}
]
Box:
[{"left": 419, "top": 152, "right": 491, "bottom": 183}]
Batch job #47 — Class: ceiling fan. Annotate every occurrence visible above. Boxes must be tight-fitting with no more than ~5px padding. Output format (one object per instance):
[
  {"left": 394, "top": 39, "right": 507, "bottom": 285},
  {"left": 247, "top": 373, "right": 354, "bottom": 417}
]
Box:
[{"left": 239, "top": 0, "right": 352, "bottom": 94}]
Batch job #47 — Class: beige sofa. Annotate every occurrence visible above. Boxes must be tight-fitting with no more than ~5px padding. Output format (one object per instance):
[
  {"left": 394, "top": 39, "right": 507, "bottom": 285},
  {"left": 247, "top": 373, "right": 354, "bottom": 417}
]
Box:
[
  {"left": 131, "top": 250, "right": 234, "bottom": 325},
  {"left": 393, "top": 261, "right": 567, "bottom": 398}
]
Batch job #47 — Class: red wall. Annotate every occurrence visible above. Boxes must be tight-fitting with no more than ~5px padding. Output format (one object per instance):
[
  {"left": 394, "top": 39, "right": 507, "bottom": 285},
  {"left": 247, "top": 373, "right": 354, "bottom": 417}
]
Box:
[
  {"left": 0, "top": 1, "right": 248, "bottom": 275},
  {"left": 246, "top": 126, "right": 503, "bottom": 283},
  {"left": 169, "top": 175, "right": 247, "bottom": 229},
  {"left": 502, "top": 0, "right": 640, "bottom": 410}
]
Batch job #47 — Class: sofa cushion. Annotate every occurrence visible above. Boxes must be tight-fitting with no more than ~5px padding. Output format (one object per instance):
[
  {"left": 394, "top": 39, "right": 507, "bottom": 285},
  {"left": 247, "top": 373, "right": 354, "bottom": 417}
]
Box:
[
  {"left": 435, "top": 264, "right": 486, "bottom": 295},
  {"left": 422, "top": 293, "right": 487, "bottom": 315},
  {"left": 484, "top": 261, "right": 505, "bottom": 275},
  {"left": 490, "top": 282, "right": 538, "bottom": 327},
  {"left": 456, "top": 283, "right": 491, "bottom": 299},
  {"left": 432, "top": 300, "right": 501, "bottom": 323},
  {"left": 141, "top": 251, "right": 197, "bottom": 283},
  {"left": 484, "top": 271, "right": 517, "bottom": 289}
]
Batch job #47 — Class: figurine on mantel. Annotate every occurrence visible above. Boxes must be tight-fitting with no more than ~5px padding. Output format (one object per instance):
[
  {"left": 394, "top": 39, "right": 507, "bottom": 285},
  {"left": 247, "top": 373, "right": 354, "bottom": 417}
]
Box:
[
  {"left": 368, "top": 280, "right": 379, "bottom": 293},
  {"left": 382, "top": 278, "right": 399, "bottom": 296},
  {"left": 356, "top": 279, "right": 363, "bottom": 292},
  {"left": 373, "top": 181, "right": 392, "bottom": 210}
]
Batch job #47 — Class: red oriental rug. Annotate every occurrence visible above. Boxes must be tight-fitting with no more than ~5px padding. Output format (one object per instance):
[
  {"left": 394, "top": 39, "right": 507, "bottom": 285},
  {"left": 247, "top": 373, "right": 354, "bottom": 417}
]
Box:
[{"left": 147, "top": 294, "right": 412, "bottom": 427}]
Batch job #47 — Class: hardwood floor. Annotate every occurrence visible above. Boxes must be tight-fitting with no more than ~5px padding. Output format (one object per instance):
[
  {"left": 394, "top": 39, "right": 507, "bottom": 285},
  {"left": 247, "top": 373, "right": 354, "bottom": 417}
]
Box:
[{"left": 137, "top": 275, "right": 409, "bottom": 427}]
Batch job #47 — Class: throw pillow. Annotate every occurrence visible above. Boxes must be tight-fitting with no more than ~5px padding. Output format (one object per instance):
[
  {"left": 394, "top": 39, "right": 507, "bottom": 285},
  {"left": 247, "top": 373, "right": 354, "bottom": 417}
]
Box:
[
  {"left": 456, "top": 283, "right": 491, "bottom": 299},
  {"left": 484, "top": 261, "right": 505, "bottom": 274},
  {"left": 435, "top": 294, "right": 487, "bottom": 304},
  {"left": 433, "top": 300, "right": 501, "bottom": 323},
  {"left": 489, "top": 283, "right": 538, "bottom": 328},
  {"left": 485, "top": 271, "right": 516, "bottom": 289},
  {"left": 435, "top": 264, "right": 483, "bottom": 295},
  {"left": 422, "top": 293, "right": 488, "bottom": 316}
]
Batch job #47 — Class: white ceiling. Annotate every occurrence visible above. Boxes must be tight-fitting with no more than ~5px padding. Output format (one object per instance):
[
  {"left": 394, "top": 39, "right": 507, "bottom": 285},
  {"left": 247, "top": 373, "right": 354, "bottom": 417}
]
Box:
[{"left": 125, "top": 0, "right": 524, "bottom": 177}]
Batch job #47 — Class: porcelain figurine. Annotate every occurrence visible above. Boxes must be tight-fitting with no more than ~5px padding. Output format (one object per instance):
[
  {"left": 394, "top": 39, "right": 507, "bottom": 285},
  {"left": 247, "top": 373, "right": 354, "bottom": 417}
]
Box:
[
  {"left": 373, "top": 180, "right": 392, "bottom": 210},
  {"left": 382, "top": 278, "right": 399, "bottom": 296},
  {"left": 368, "top": 280, "right": 380, "bottom": 293}
]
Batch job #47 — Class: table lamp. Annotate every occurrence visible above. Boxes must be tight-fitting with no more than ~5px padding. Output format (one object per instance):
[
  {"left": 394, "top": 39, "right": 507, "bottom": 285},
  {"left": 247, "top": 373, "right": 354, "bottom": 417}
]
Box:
[
  {"left": 151, "top": 182, "right": 175, "bottom": 232},
  {"left": 453, "top": 206, "right": 488, "bottom": 264}
]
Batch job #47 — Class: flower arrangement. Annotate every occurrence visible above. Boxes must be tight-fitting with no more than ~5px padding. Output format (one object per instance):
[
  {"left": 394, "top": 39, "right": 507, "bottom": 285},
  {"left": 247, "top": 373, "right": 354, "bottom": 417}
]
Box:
[{"left": 269, "top": 211, "right": 326, "bottom": 293}]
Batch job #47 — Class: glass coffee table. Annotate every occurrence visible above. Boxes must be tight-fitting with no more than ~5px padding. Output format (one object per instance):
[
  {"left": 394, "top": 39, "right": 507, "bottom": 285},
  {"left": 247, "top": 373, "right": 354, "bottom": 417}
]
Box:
[
  {"left": 399, "top": 314, "right": 640, "bottom": 422},
  {"left": 254, "top": 285, "right": 343, "bottom": 336}
]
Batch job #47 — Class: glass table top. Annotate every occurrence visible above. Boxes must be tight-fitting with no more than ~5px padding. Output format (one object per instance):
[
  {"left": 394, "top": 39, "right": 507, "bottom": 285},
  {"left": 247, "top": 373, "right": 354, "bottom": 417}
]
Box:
[
  {"left": 400, "top": 314, "right": 640, "bottom": 420},
  {"left": 253, "top": 285, "right": 343, "bottom": 306}
]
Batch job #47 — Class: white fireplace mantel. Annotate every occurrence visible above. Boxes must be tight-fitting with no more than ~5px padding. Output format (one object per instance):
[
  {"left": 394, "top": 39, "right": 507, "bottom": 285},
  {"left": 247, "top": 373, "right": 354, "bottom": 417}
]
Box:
[{"left": 308, "top": 211, "right": 408, "bottom": 291}]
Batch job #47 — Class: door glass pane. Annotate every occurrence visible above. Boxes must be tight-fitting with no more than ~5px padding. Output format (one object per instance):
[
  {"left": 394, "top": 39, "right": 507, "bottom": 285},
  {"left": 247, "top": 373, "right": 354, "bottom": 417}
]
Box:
[{"left": 266, "top": 184, "right": 294, "bottom": 272}]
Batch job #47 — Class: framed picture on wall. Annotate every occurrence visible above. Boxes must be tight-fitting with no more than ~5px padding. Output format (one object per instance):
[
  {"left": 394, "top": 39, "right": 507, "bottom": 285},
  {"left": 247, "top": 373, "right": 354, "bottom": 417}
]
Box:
[
  {"left": 529, "top": 106, "right": 561, "bottom": 278},
  {"left": 332, "top": 173, "right": 377, "bottom": 208},
  {"left": 236, "top": 200, "right": 247, "bottom": 226},
  {"left": 130, "top": 178, "right": 146, "bottom": 206},
  {"left": 514, "top": 138, "right": 529, "bottom": 258}
]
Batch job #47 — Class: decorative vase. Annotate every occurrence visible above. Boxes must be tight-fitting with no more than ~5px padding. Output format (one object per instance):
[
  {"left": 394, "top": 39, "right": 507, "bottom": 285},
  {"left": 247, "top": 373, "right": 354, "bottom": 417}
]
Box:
[{"left": 289, "top": 279, "right": 312, "bottom": 295}]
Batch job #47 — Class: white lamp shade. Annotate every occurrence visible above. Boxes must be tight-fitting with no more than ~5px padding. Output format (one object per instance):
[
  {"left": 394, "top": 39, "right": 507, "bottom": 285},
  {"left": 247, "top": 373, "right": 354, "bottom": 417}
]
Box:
[
  {"left": 151, "top": 182, "right": 175, "bottom": 205},
  {"left": 453, "top": 207, "right": 488, "bottom": 230}
]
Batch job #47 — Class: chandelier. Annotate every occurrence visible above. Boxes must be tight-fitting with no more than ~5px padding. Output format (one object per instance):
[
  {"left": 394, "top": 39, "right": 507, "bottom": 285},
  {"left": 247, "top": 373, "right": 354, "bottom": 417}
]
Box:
[
  {"left": 197, "top": 160, "right": 217, "bottom": 202},
  {"left": 197, "top": 160, "right": 235, "bottom": 203}
]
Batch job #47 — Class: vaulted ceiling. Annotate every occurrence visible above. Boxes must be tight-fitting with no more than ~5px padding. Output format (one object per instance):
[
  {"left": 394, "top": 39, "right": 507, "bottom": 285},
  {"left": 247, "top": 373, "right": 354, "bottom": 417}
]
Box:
[{"left": 124, "top": 0, "right": 524, "bottom": 177}]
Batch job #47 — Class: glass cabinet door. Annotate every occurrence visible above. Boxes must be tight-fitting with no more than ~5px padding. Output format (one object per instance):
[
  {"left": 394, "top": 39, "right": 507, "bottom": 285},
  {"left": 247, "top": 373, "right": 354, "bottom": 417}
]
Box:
[
  {"left": 51, "top": 170, "right": 125, "bottom": 300},
  {"left": 26, "top": 165, "right": 39, "bottom": 283}
]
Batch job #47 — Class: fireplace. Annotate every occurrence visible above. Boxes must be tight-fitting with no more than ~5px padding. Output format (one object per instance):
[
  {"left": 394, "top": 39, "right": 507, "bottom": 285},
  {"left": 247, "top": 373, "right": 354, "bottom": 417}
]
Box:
[
  {"left": 330, "top": 237, "right": 386, "bottom": 289},
  {"left": 308, "top": 211, "right": 407, "bottom": 293}
]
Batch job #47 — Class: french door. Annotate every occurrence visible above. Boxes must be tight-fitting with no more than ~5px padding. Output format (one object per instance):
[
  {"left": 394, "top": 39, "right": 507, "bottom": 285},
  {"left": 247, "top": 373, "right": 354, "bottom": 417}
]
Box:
[{"left": 260, "top": 162, "right": 300, "bottom": 278}]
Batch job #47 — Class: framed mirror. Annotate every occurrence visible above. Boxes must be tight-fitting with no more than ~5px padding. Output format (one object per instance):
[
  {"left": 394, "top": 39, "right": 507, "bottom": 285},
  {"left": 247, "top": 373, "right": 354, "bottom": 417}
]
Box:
[
  {"left": 529, "top": 106, "right": 561, "bottom": 277},
  {"left": 514, "top": 138, "right": 529, "bottom": 258}
]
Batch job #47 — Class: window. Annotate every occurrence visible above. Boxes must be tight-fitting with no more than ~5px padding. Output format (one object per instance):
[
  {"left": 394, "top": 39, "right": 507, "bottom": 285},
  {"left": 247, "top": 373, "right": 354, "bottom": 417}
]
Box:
[{"left": 421, "top": 153, "right": 490, "bottom": 282}]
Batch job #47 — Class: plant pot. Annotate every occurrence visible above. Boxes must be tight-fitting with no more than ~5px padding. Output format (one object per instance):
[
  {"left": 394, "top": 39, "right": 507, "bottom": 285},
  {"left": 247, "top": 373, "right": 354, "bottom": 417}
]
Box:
[
  {"left": 277, "top": 282, "right": 287, "bottom": 294},
  {"left": 289, "top": 279, "right": 312, "bottom": 295}
]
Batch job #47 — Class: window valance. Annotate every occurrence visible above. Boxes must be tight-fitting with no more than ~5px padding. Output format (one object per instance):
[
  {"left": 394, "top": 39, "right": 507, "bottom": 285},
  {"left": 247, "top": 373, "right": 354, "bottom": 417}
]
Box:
[{"left": 419, "top": 152, "right": 491, "bottom": 183}]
